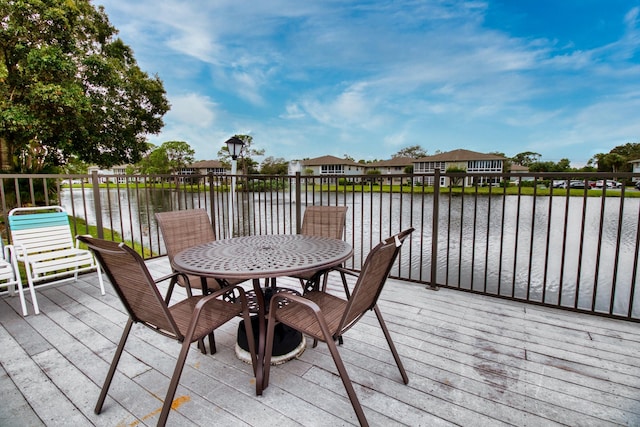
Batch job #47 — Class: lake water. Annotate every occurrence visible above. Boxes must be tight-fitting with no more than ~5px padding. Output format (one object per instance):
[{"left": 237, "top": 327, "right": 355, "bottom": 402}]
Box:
[{"left": 62, "top": 188, "right": 640, "bottom": 318}]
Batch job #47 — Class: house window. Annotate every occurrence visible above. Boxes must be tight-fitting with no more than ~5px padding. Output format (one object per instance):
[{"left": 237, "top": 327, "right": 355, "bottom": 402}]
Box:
[
  {"left": 414, "top": 161, "right": 446, "bottom": 173},
  {"left": 467, "top": 160, "right": 502, "bottom": 172},
  {"left": 321, "top": 165, "right": 344, "bottom": 174},
  {"left": 467, "top": 160, "right": 503, "bottom": 185}
]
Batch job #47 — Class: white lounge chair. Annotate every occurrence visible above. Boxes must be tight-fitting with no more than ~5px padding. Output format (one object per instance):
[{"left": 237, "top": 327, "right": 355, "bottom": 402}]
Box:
[{"left": 7, "top": 206, "right": 105, "bottom": 315}]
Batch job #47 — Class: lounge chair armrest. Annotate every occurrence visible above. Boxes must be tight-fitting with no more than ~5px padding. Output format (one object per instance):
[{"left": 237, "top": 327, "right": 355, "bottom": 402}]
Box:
[
  {"left": 3, "top": 243, "right": 14, "bottom": 259},
  {"left": 8, "top": 243, "right": 27, "bottom": 259}
]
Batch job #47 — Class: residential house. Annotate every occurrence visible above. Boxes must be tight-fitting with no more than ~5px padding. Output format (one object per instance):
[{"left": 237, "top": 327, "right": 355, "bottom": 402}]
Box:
[
  {"left": 295, "top": 155, "right": 365, "bottom": 183},
  {"left": 414, "top": 149, "right": 505, "bottom": 186},
  {"left": 178, "top": 160, "right": 228, "bottom": 176},
  {"left": 630, "top": 159, "right": 640, "bottom": 183},
  {"left": 365, "top": 157, "right": 414, "bottom": 185},
  {"left": 509, "top": 164, "right": 532, "bottom": 184},
  {"left": 87, "top": 165, "right": 129, "bottom": 184}
]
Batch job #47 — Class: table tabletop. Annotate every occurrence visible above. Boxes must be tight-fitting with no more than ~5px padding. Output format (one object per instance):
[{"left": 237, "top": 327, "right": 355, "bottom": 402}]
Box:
[{"left": 173, "top": 234, "right": 353, "bottom": 281}]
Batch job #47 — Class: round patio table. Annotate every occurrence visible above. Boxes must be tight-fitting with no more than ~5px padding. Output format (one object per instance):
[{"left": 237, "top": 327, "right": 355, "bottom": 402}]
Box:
[{"left": 172, "top": 234, "right": 353, "bottom": 395}]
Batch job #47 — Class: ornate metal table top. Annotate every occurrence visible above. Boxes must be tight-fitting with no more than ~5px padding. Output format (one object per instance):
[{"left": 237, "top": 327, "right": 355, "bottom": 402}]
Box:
[{"left": 173, "top": 234, "right": 353, "bottom": 280}]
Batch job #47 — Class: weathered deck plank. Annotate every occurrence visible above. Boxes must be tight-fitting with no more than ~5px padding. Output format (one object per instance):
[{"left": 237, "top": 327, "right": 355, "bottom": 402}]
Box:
[{"left": 0, "top": 257, "right": 638, "bottom": 426}]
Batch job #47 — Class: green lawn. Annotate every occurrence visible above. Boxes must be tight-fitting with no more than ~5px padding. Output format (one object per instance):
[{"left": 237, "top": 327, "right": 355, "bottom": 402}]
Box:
[{"left": 319, "top": 183, "right": 640, "bottom": 197}]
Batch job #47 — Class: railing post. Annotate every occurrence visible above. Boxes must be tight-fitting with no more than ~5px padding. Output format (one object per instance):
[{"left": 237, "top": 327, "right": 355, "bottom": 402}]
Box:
[
  {"left": 174, "top": 176, "right": 181, "bottom": 210},
  {"left": 91, "top": 171, "right": 104, "bottom": 239},
  {"left": 208, "top": 172, "right": 216, "bottom": 231},
  {"left": 295, "top": 172, "right": 302, "bottom": 234},
  {"left": 429, "top": 169, "right": 440, "bottom": 290}
]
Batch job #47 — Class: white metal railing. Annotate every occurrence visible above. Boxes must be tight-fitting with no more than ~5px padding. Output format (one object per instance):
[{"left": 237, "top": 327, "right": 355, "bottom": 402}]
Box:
[{"left": 1, "top": 170, "right": 638, "bottom": 321}]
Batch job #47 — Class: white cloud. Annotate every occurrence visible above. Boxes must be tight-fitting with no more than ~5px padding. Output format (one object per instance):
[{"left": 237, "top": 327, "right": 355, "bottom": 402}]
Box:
[
  {"left": 167, "top": 93, "right": 217, "bottom": 128},
  {"left": 281, "top": 103, "right": 305, "bottom": 119},
  {"left": 302, "top": 92, "right": 374, "bottom": 130}
]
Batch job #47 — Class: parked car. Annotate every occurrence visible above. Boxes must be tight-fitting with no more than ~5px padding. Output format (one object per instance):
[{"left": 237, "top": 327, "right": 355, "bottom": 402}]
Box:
[
  {"left": 595, "top": 180, "right": 622, "bottom": 189},
  {"left": 635, "top": 181, "right": 640, "bottom": 190},
  {"left": 569, "top": 180, "right": 587, "bottom": 189}
]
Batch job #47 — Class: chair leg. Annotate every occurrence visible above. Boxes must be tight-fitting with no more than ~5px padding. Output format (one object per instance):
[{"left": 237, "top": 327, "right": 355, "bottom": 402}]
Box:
[
  {"left": 158, "top": 335, "right": 193, "bottom": 427},
  {"left": 95, "top": 318, "right": 134, "bottom": 414},
  {"left": 13, "top": 277, "right": 29, "bottom": 316},
  {"left": 208, "top": 331, "right": 216, "bottom": 354},
  {"left": 324, "top": 328, "right": 369, "bottom": 427},
  {"left": 373, "top": 305, "right": 408, "bottom": 384},
  {"left": 263, "top": 313, "right": 276, "bottom": 389},
  {"left": 96, "top": 263, "right": 106, "bottom": 295},
  {"left": 26, "top": 274, "right": 40, "bottom": 315},
  {"left": 340, "top": 270, "right": 350, "bottom": 298}
]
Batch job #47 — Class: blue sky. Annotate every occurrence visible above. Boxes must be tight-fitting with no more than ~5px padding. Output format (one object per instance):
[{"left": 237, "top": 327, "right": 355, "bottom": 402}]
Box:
[{"left": 97, "top": 1, "right": 640, "bottom": 166}]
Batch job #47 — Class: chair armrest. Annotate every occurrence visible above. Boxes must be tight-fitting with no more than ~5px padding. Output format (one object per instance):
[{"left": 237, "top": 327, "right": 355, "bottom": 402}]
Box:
[
  {"left": 8, "top": 243, "right": 27, "bottom": 260},
  {"left": 333, "top": 266, "right": 358, "bottom": 277},
  {"left": 205, "top": 284, "right": 248, "bottom": 303},
  {"left": 156, "top": 271, "right": 195, "bottom": 300},
  {"left": 268, "top": 293, "right": 335, "bottom": 341},
  {"left": 154, "top": 271, "right": 190, "bottom": 286},
  {"left": 269, "top": 292, "right": 323, "bottom": 317},
  {"left": 75, "top": 234, "right": 93, "bottom": 249},
  {"left": 3, "top": 243, "right": 13, "bottom": 260},
  {"left": 192, "top": 285, "right": 252, "bottom": 319},
  {"left": 3, "top": 244, "right": 21, "bottom": 273}
]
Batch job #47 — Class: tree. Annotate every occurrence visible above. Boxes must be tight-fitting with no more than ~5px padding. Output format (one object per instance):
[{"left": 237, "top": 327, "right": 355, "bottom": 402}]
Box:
[
  {"left": 260, "top": 157, "right": 288, "bottom": 175},
  {"left": 137, "top": 141, "right": 194, "bottom": 174},
  {"left": 511, "top": 151, "right": 541, "bottom": 166},
  {"left": 591, "top": 142, "right": 640, "bottom": 172},
  {"left": 528, "top": 159, "right": 572, "bottom": 172},
  {"left": 445, "top": 166, "right": 466, "bottom": 187},
  {"left": 61, "top": 156, "right": 88, "bottom": 175},
  {"left": 0, "top": 0, "right": 169, "bottom": 172},
  {"left": 364, "top": 168, "right": 381, "bottom": 183},
  {"left": 392, "top": 145, "right": 427, "bottom": 159},
  {"left": 217, "top": 134, "right": 264, "bottom": 175},
  {"left": 138, "top": 146, "right": 171, "bottom": 175},
  {"left": 162, "top": 141, "right": 195, "bottom": 171},
  {"left": 592, "top": 152, "right": 627, "bottom": 173},
  {"left": 610, "top": 142, "right": 640, "bottom": 161}
]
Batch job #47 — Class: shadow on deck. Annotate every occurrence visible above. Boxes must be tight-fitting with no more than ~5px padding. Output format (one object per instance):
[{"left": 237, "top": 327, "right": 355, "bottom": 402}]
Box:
[{"left": 1, "top": 257, "right": 639, "bottom": 426}]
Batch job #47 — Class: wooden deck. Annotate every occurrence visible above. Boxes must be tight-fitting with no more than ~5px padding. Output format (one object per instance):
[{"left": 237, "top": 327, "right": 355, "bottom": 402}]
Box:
[{"left": 1, "top": 257, "right": 639, "bottom": 426}]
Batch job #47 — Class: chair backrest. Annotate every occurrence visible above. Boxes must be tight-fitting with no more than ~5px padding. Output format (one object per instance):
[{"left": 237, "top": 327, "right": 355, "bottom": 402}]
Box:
[
  {"left": 300, "top": 206, "right": 348, "bottom": 240},
  {"left": 339, "top": 228, "right": 414, "bottom": 332},
  {"left": 8, "top": 206, "right": 75, "bottom": 254},
  {"left": 78, "top": 235, "right": 181, "bottom": 338},
  {"left": 156, "top": 209, "right": 216, "bottom": 263}
]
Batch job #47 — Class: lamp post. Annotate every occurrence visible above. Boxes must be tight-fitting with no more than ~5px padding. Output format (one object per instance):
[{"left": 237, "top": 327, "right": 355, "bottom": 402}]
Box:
[{"left": 225, "top": 136, "right": 245, "bottom": 237}]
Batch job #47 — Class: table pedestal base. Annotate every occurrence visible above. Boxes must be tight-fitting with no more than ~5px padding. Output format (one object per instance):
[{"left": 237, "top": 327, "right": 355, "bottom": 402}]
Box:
[{"left": 236, "top": 316, "right": 306, "bottom": 365}]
